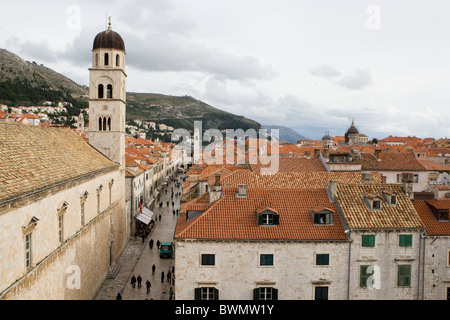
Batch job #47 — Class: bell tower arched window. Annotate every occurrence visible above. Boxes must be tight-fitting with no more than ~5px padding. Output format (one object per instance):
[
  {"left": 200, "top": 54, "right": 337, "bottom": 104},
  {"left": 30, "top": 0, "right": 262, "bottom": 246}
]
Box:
[
  {"left": 116, "top": 54, "right": 120, "bottom": 67},
  {"left": 107, "top": 117, "right": 111, "bottom": 131},
  {"left": 98, "top": 84, "right": 104, "bottom": 99},
  {"left": 98, "top": 117, "right": 103, "bottom": 131},
  {"left": 95, "top": 53, "right": 99, "bottom": 66},
  {"left": 104, "top": 52, "right": 109, "bottom": 66},
  {"left": 107, "top": 84, "right": 113, "bottom": 99},
  {"left": 103, "top": 117, "right": 107, "bottom": 131}
]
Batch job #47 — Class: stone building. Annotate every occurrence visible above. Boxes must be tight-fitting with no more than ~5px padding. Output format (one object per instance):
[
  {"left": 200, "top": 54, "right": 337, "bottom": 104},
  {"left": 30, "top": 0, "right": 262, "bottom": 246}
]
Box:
[
  {"left": 413, "top": 197, "right": 450, "bottom": 300},
  {"left": 174, "top": 186, "right": 350, "bottom": 300},
  {"left": 0, "top": 22, "right": 129, "bottom": 300},
  {"left": 330, "top": 181, "right": 426, "bottom": 300}
]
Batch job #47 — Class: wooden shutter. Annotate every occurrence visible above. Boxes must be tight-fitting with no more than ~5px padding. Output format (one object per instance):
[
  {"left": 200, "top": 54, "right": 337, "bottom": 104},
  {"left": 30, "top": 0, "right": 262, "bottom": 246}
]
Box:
[
  {"left": 253, "top": 288, "right": 260, "bottom": 300},
  {"left": 272, "top": 288, "right": 278, "bottom": 300},
  {"left": 272, "top": 214, "right": 280, "bottom": 225},
  {"left": 398, "top": 265, "right": 411, "bottom": 286},
  {"left": 257, "top": 214, "right": 264, "bottom": 226},
  {"left": 194, "top": 288, "right": 201, "bottom": 300},
  {"left": 213, "top": 288, "right": 219, "bottom": 300}
]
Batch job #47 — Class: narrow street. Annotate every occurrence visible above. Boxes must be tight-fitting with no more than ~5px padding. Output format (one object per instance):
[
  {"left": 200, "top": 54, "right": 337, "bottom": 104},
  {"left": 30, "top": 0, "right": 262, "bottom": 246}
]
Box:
[{"left": 95, "top": 172, "right": 184, "bottom": 300}]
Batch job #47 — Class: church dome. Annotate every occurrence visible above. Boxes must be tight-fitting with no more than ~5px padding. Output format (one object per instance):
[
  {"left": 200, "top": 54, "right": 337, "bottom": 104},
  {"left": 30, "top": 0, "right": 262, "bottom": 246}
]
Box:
[
  {"left": 93, "top": 21, "right": 125, "bottom": 52},
  {"left": 347, "top": 121, "right": 359, "bottom": 135}
]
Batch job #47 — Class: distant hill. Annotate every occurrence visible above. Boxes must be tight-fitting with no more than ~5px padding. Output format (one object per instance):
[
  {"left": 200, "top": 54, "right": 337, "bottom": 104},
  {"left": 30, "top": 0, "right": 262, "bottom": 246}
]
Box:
[
  {"left": 262, "top": 124, "right": 309, "bottom": 143},
  {"left": 0, "top": 48, "right": 261, "bottom": 131}
]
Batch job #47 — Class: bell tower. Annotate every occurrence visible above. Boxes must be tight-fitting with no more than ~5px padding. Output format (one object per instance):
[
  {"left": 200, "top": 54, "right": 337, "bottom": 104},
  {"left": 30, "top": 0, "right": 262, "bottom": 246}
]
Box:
[{"left": 88, "top": 17, "right": 127, "bottom": 169}]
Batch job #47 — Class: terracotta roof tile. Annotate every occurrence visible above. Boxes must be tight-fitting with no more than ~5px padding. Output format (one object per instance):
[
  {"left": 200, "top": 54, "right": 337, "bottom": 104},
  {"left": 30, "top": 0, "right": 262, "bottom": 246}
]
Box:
[
  {"left": 0, "top": 123, "right": 118, "bottom": 203},
  {"left": 336, "top": 183, "right": 425, "bottom": 230},
  {"left": 175, "top": 188, "right": 347, "bottom": 241},
  {"left": 413, "top": 200, "right": 450, "bottom": 235}
]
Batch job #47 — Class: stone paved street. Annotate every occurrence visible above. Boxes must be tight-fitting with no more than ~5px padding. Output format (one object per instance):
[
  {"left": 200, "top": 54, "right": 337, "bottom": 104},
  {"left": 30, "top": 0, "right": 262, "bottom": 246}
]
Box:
[{"left": 95, "top": 172, "right": 184, "bottom": 300}]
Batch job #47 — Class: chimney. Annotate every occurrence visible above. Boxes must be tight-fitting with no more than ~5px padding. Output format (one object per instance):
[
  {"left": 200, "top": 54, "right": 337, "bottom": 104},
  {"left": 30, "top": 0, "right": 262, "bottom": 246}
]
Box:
[
  {"left": 327, "top": 180, "right": 338, "bottom": 202},
  {"left": 237, "top": 184, "right": 247, "bottom": 198},
  {"left": 375, "top": 149, "right": 381, "bottom": 161},
  {"left": 402, "top": 173, "right": 414, "bottom": 199},
  {"left": 323, "top": 147, "right": 329, "bottom": 159},
  {"left": 314, "top": 148, "right": 320, "bottom": 158},
  {"left": 214, "top": 173, "right": 221, "bottom": 186},
  {"left": 209, "top": 174, "right": 223, "bottom": 203},
  {"left": 362, "top": 172, "right": 372, "bottom": 185}
]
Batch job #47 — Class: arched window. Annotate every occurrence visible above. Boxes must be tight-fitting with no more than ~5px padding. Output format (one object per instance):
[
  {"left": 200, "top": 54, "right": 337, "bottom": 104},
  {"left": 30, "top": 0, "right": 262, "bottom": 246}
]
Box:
[
  {"left": 95, "top": 53, "right": 99, "bottom": 66},
  {"left": 103, "top": 117, "right": 107, "bottom": 131},
  {"left": 107, "top": 117, "right": 111, "bottom": 131},
  {"left": 104, "top": 52, "right": 109, "bottom": 66},
  {"left": 116, "top": 54, "right": 120, "bottom": 67},
  {"left": 107, "top": 84, "right": 113, "bottom": 99},
  {"left": 98, "top": 117, "right": 103, "bottom": 131},
  {"left": 98, "top": 84, "right": 104, "bottom": 99}
]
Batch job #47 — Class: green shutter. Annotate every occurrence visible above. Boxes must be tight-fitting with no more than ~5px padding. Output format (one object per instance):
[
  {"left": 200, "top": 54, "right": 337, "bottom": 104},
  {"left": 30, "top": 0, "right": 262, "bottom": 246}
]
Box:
[
  {"left": 194, "top": 288, "right": 201, "bottom": 300},
  {"left": 257, "top": 214, "right": 264, "bottom": 226},
  {"left": 316, "top": 254, "right": 330, "bottom": 266},
  {"left": 272, "top": 214, "right": 279, "bottom": 225},
  {"left": 213, "top": 288, "right": 219, "bottom": 300},
  {"left": 360, "top": 265, "right": 371, "bottom": 287},
  {"left": 253, "top": 288, "right": 260, "bottom": 300},
  {"left": 398, "top": 265, "right": 411, "bottom": 286},
  {"left": 272, "top": 288, "right": 278, "bottom": 300},
  {"left": 362, "top": 235, "right": 375, "bottom": 247},
  {"left": 399, "top": 235, "right": 413, "bottom": 247}
]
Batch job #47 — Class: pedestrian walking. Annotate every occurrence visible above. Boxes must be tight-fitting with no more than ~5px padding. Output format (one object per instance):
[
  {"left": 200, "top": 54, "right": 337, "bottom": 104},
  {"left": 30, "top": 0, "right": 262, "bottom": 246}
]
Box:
[
  {"left": 146, "top": 279, "right": 151, "bottom": 294},
  {"left": 166, "top": 201, "right": 169, "bottom": 207},
  {"left": 137, "top": 275, "right": 142, "bottom": 289},
  {"left": 161, "top": 271, "right": 165, "bottom": 283},
  {"left": 172, "top": 201, "right": 174, "bottom": 207},
  {"left": 152, "top": 264, "right": 156, "bottom": 275},
  {"left": 172, "top": 209, "right": 175, "bottom": 215},
  {"left": 159, "top": 214, "right": 162, "bottom": 221},
  {"left": 157, "top": 240, "right": 160, "bottom": 249},
  {"left": 116, "top": 292, "right": 122, "bottom": 300},
  {"left": 167, "top": 270, "right": 172, "bottom": 284},
  {"left": 131, "top": 275, "right": 136, "bottom": 289},
  {"left": 149, "top": 239, "right": 154, "bottom": 249},
  {"left": 169, "top": 287, "right": 173, "bottom": 300}
]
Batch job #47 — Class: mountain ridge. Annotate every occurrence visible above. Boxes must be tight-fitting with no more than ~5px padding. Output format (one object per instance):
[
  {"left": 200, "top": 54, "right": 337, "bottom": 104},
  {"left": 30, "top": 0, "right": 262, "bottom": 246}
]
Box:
[{"left": 0, "top": 48, "right": 260, "bottom": 131}]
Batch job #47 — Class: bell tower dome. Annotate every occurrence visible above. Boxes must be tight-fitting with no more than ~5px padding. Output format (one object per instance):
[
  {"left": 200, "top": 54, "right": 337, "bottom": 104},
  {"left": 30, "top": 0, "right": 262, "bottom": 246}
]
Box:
[{"left": 88, "top": 17, "right": 127, "bottom": 169}]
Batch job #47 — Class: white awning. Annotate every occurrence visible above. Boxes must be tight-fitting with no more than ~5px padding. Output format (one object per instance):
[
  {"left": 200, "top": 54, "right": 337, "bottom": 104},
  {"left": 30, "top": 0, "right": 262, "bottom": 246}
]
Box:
[
  {"left": 142, "top": 207, "right": 155, "bottom": 220},
  {"left": 136, "top": 212, "right": 151, "bottom": 225},
  {"left": 135, "top": 207, "right": 155, "bottom": 225}
]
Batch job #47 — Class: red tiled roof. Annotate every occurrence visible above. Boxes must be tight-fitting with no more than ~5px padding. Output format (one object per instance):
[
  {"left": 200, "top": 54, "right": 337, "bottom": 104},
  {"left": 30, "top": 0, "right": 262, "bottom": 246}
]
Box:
[
  {"left": 175, "top": 188, "right": 347, "bottom": 241},
  {"left": 221, "top": 169, "right": 383, "bottom": 189},
  {"left": 413, "top": 200, "right": 450, "bottom": 235},
  {"left": 360, "top": 151, "right": 426, "bottom": 171},
  {"left": 250, "top": 157, "right": 327, "bottom": 174},
  {"left": 336, "top": 183, "right": 425, "bottom": 230}
]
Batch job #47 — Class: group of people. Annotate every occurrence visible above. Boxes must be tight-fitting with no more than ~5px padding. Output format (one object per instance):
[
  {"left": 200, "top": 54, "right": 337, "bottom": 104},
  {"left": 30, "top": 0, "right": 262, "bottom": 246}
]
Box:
[
  {"left": 116, "top": 170, "right": 186, "bottom": 301},
  {"left": 129, "top": 274, "right": 153, "bottom": 294}
]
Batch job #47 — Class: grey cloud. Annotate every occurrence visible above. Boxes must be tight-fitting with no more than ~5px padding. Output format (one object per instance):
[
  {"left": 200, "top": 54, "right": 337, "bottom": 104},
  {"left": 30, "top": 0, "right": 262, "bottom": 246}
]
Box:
[
  {"left": 310, "top": 64, "right": 341, "bottom": 78},
  {"left": 337, "top": 68, "right": 372, "bottom": 90},
  {"left": 311, "top": 65, "right": 373, "bottom": 90}
]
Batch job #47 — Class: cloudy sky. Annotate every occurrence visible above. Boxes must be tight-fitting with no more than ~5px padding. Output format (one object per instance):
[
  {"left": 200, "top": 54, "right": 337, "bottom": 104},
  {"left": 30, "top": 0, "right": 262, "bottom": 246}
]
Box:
[{"left": 1, "top": 0, "right": 450, "bottom": 140}]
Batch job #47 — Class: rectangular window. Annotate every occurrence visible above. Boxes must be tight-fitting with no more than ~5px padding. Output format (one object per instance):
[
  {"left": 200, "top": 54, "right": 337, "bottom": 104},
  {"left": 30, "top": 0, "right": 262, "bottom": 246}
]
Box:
[
  {"left": 25, "top": 233, "right": 31, "bottom": 269},
  {"left": 398, "top": 265, "right": 411, "bottom": 287},
  {"left": 360, "top": 265, "right": 374, "bottom": 288},
  {"left": 259, "top": 287, "right": 273, "bottom": 300},
  {"left": 362, "top": 235, "right": 376, "bottom": 247},
  {"left": 316, "top": 254, "right": 330, "bottom": 266},
  {"left": 58, "top": 215, "right": 64, "bottom": 243},
  {"left": 413, "top": 174, "right": 419, "bottom": 183},
  {"left": 391, "top": 195, "right": 397, "bottom": 205},
  {"left": 447, "top": 287, "right": 450, "bottom": 301},
  {"left": 262, "top": 214, "right": 273, "bottom": 225},
  {"left": 201, "top": 254, "right": 215, "bottom": 266},
  {"left": 399, "top": 235, "right": 413, "bottom": 247},
  {"left": 314, "top": 287, "right": 329, "bottom": 300},
  {"left": 373, "top": 200, "right": 381, "bottom": 210},
  {"left": 81, "top": 202, "right": 85, "bottom": 226},
  {"left": 260, "top": 254, "right": 274, "bottom": 266},
  {"left": 195, "top": 287, "right": 218, "bottom": 300},
  {"left": 97, "top": 193, "right": 101, "bottom": 214}
]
